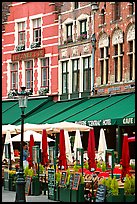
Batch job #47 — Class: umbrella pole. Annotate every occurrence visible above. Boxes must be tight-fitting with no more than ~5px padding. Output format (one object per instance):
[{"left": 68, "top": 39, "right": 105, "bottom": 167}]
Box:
[{"left": 8, "top": 143, "right": 12, "bottom": 170}]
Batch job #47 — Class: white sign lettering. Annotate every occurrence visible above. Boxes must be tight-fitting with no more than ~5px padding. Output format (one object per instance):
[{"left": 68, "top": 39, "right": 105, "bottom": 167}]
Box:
[{"left": 123, "top": 117, "right": 135, "bottom": 124}]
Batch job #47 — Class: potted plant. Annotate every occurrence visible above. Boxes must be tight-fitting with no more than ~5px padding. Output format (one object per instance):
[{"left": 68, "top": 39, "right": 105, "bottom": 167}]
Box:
[
  {"left": 9, "top": 170, "right": 16, "bottom": 191},
  {"left": 106, "top": 176, "right": 124, "bottom": 202},
  {"left": 124, "top": 174, "right": 135, "bottom": 202},
  {"left": 55, "top": 171, "right": 61, "bottom": 201},
  {"left": 59, "top": 169, "right": 71, "bottom": 202}
]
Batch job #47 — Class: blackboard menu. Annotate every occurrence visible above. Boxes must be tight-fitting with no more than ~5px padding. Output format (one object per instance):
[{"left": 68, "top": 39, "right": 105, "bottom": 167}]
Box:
[
  {"left": 69, "top": 173, "right": 74, "bottom": 189},
  {"left": 95, "top": 184, "right": 107, "bottom": 202},
  {"left": 25, "top": 176, "right": 31, "bottom": 196},
  {"left": 72, "top": 173, "right": 80, "bottom": 190},
  {"left": 48, "top": 169, "right": 55, "bottom": 200},
  {"left": 60, "top": 171, "right": 67, "bottom": 187}
]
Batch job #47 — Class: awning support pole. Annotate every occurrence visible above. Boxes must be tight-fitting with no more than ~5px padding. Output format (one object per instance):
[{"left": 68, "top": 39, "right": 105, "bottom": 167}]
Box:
[{"left": 117, "top": 126, "right": 122, "bottom": 163}]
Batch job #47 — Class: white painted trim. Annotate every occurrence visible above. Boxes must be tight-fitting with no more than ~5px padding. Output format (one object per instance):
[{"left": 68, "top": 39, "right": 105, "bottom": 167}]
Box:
[
  {"left": 51, "top": 54, "right": 58, "bottom": 57},
  {"left": 42, "top": 12, "right": 54, "bottom": 17},
  {"left": 22, "top": 61, "right": 25, "bottom": 87},
  {"left": 3, "top": 44, "right": 15, "bottom": 47},
  {"left": 43, "top": 36, "right": 58, "bottom": 41},
  {"left": 11, "top": 2, "right": 27, "bottom": 6},
  {"left": 7, "top": 63, "right": 11, "bottom": 92},
  {"left": 42, "top": 22, "right": 58, "bottom": 28},
  {"left": 50, "top": 65, "right": 58, "bottom": 69},
  {"left": 29, "top": 14, "right": 43, "bottom": 20},
  {"left": 3, "top": 32, "right": 14, "bottom": 36},
  {"left": 4, "top": 21, "right": 15, "bottom": 24},
  {"left": 37, "top": 58, "right": 41, "bottom": 92},
  {"left": 42, "top": 43, "right": 58, "bottom": 47},
  {"left": 58, "top": 61, "right": 61, "bottom": 95},
  {"left": 14, "top": 17, "right": 27, "bottom": 23},
  {"left": 3, "top": 51, "right": 15, "bottom": 54}
]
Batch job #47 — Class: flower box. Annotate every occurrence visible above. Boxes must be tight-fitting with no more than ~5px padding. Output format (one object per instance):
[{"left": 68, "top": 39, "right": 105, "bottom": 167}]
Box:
[
  {"left": 59, "top": 187, "right": 71, "bottom": 202},
  {"left": 124, "top": 194, "right": 135, "bottom": 202}
]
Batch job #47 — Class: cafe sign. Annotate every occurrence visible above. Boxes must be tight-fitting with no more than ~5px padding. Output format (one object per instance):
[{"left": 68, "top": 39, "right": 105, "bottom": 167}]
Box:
[
  {"left": 123, "top": 117, "right": 135, "bottom": 125},
  {"left": 11, "top": 48, "right": 45, "bottom": 61}
]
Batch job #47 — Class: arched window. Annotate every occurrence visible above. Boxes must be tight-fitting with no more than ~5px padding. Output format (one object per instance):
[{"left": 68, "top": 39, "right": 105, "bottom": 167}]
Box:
[
  {"left": 112, "top": 29, "right": 123, "bottom": 83},
  {"left": 98, "top": 33, "right": 109, "bottom": 85},
  {"left": 127, "top": 24, "right": 135, "bottom": 81},
  {"left": 129, "top": 2, "right": 135, "bottom": 15}
]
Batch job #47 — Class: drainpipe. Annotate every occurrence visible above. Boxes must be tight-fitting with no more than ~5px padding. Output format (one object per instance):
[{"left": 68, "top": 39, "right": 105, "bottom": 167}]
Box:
[
  {"left": 91, "top": 2, "right": 98, "bottom": 95},
  {"left": 91, "top": 33, "right": 96, "bottom": 95}
]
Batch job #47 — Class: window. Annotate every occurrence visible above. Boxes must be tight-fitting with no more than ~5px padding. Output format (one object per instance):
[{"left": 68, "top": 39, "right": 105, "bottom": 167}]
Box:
[
  {"left": 72, "top": 59, "right": 80, "bottom": 92},
  {"left": 62, "top": 61, "right": 69, "bottom": 94},
  {"left": 114, "top": 2, "right": 121, "bottom": 21},
  {"left": 101, "top": 9, "right": 105, "bottom": 24},
  {"left": 74, "top": 2, "right": 79, "bottom": 9},
  {"left": 129, "top": 2, "right": 134, "bottom": 15},
  {"left": 100, "top": 47, "right": 109, "bottom": 85},
  {"left": 83, "top": 57, "right": 91, "bottom": 91},
  {"left": 127, "top": 24, "right": 135, "bottom": 81},
  {"left": 80, "top": 19, "right": 87, "bottom": 35},
  {"left": 18, "top": 22, "right": 25, "bottom": 45},
  {"left": 25, "top": 61, "right": 33, "bottom": 90},
  {"left": 113, "top": 43, "right": 123, "bottom": 82},
  {"left": 66, "top": 23, "right": 73, "bottom": 41},
  {"left": 33, "top": 18, "right": 41, "bottom": 44},
  {"left": 128, "top": 41, "right": 134, "bottom": 80},
  {"left": 41, "top": 58, "right": 49, "bottom": 88},
  {"left": 11, "top": 63, "right": 18, "bottom": 89}
]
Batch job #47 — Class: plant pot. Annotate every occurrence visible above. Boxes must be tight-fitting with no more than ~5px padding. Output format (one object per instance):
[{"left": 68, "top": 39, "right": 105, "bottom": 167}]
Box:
[
  {"left": 71, "top": 184, "right": 85, "bottom": 202},
  {"left": 124, "top": 194, "right": 135, "bottom": 202},
  {"left": 31, "top": 177, "right": 41, "bottom": 196},
  {"left": 9, "top": 178, "right": 13, "bottom": 191},
  {"left": 106, "top": 194, "right": 124, "bottom": 202},
  {"left": 55, "top": 186, "right": 60, "bottom": 201},
  {"left": 60, "top": 187, "right": 70, "bottom": 202}
]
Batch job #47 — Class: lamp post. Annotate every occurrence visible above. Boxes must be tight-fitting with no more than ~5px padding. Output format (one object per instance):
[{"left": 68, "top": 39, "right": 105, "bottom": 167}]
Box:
[
  {"left": 15, "top": 87, "right": 28, "bottom": 202},
  {"left": 91, "top": 2, "right": 98, "bottom": 95}
]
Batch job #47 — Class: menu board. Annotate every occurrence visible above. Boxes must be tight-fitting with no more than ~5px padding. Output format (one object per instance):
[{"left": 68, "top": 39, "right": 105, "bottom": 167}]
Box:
[
  {"left": 95, "top": 184, "right": 107, "bottom": 202},
  {"left": 72, "top": 173, "right": 80, "bottom": 190},
  {"left": 69, "top": 173, "right": 74, "bottom": 189},
  {"left": 25, "top": 176, "right": 31, "bottom": 196},
  {"left": 60, "top": 171, "right": 67, "bottom": 187},
  {"left": 32, "top": 146, "right": 40, "bottom": 163},
  {"left": 48, "top": 169, "right": 55, "bottom": 200}
]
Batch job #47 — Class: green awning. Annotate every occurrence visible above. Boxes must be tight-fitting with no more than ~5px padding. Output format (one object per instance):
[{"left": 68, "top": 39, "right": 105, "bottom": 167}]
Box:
[
  {"left": 24, "top": 98, "right": 85, "bottom": 124},
  {"left": 2, "top": 93, "right": 135, "bottom": 126},
  {"left": 2, "top": 100, "right": 18, "bottom": 113},
  {"left": 46, "top": 96, "right": 107, "bottom": 124},
  {"left": 65, "top": 92, "right": 135, "bottom": 126},
  {"left": 44, "top": 92, "right": 135, "bottom": 126},
  {"left": 2, "top": 97, "right": 52, "bottom": 125}
]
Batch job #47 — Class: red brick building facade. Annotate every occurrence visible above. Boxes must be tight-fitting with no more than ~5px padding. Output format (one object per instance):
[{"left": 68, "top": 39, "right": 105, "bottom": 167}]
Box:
[
  {"left": 2, "top": 2, "right": 61, "bottom": 100},
  {"left": 58, "top": 2, "right": 135, "bottom": 100},
  {"left": 94, "top": 2, "right": 135, "bottom": 95}
]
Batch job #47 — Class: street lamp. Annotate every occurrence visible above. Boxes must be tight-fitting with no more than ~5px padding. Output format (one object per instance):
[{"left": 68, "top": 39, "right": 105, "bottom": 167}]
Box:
[{"left": 15, "top": 87, "right": 28, "bottom": 202}]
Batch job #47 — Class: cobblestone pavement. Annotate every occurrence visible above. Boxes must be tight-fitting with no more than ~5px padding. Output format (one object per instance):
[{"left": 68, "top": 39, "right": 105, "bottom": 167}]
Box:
[{"left": 2, "top": 186, "right": 59, "bottom": 202}]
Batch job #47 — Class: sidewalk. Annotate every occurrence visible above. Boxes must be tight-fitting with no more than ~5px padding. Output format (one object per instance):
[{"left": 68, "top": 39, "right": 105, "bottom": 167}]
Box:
[{"left": 2, "top": 186, "right": 59, "bottom": 202}]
